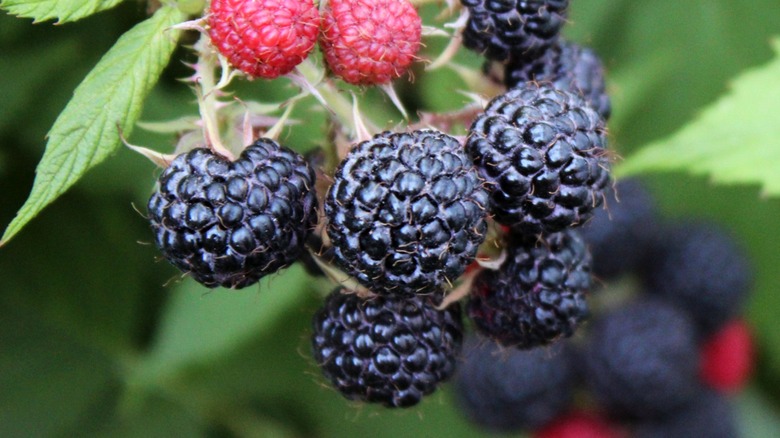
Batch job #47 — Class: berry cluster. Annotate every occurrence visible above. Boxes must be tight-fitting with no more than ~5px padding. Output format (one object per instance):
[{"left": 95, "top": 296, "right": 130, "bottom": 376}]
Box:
[
  {"left": 504, "top": 40, "right": 612, "bottom": 120},
  {"left": 140, "top": 0, "right": 756, "bottom": 421},
  {"left": 453, "top": 179, "right": 755, "bottom": 437},
  {"left": 467, "top": 83, "right": 610, "bottom": 233},
  {"left": 453, "top": 336, "right": 575, "bottom": 432},
  {"left": 143, "top": 0, "right": 615, "bottom": 408},
  {"left": 305, "top": 0, "right": 614, "bottom": 405},
  {"left": 207, "top": 0, "right": 321, "bottom": 79},
  {"left": 461, "top": 0, "right": 610, "bottom": 350}
]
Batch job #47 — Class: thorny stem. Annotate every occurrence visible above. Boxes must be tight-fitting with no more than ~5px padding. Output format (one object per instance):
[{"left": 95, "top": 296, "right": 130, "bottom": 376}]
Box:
[
  {"left": 438, "top": 271, "right": 476, "bottom": 309},
  {"left": 193, "top": 36, "right": 236, "bottom": 160},
  {"left": 411, "top": 103, "right": 483, "bottom": 133},
  {"left": 308, "top": 250, "right": 374, "bottom": 298},
  {"left": 409, "top": 0, "right": 454, "bottom": 8},
  {"left": 296, "top": 59, "right": 380, "bottom": 136}
]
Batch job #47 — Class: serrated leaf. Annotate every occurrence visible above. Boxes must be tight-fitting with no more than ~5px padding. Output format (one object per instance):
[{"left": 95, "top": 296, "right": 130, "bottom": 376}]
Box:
[
  {"left": 0, "top": 6, "right": 185, "bottom": 246},
  {"left": 0, "top": 0, "right": 124, "bottom": 23},
  {"left": 616, "top": 38, "right": 780, "bottom": 196}
]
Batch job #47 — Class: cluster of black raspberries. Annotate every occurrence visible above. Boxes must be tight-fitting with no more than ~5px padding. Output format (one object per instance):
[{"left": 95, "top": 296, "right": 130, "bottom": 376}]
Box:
[
  {"left": 147, "top": 0, "right": 609, "bottom": 409},
  {"left": 143, "top": 0, "right": 753, "bottom": 428},
  {"left": 454, "top": 179, "right": 754, "bottom": 438}
]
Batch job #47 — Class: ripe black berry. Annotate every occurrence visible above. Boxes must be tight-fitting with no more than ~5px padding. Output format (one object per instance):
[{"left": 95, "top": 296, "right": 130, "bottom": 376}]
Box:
[
  {"left": 504, "top": 40, "right": 611, "bottom": 120},
  {"left": 466, "top": 82, "right": 610, "bottom": 233},
  {"left": 467, "top": 229, "right": 592, "bottom": 348},
  {"left": 582, "top": 298, "right": 699, "bottom": 419},
  {"left": 325, "top": 130, "right": 488, "bottom": 295},
  {"left": 453, "top": 336, "right": 574, "bottom": 432},
  {"left": 580, "top": 179, "right": 660, "bottom": 280},
  {"left": 461, "top": 0, "right": 569, "bottom": 61},
  {"left": 641, "top": 221, "right": 752, "bottom": 335},
  {"left": 311, "top": 288, "right": 463, "bottom": 408},
  {"left": 147, "top": 140, "right": 317, "bottom": 288}
]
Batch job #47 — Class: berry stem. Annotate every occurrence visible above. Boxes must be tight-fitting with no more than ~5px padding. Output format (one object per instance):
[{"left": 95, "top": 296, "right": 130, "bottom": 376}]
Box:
[
  {"left": 307, "top": 250, "right": 373, "bottom": 297},
  {"left": 412, "top": 103, "right": 483, "bottom": 133},
  {"left": 409, "top": 0, "right": 452, "bottom": 7},
  {"left": 193, "top": 36, "right": 236, "bottom": 161},
  {"left": 296, "top": 59, "right": 380, "bottom": 137}
]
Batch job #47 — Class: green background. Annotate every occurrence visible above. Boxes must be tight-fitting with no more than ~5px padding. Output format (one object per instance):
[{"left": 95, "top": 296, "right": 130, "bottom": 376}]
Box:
[{"left": 1, "top": 0, "right": 780, "bottom": 436}]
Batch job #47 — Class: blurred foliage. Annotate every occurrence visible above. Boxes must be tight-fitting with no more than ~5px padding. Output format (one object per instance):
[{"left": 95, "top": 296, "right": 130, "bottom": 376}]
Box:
[
  {"left": 1, "top": 0, "right": 780, "bottom": 436},
  {"left": 617, "top": 39, "right": 780, "bottom": 195}
]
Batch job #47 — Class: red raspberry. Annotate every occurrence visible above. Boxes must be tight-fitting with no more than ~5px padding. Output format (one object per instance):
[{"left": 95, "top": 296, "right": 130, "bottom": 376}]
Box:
[
  {"left": 208, "top": 0, "right": 321, "bottom": 79},
  {"left": 534, "top": 411, "right": 625, "bottom": 438},
  {"left": 319, "top": 0, "right": 422, "bottom": 85},
  {"left": 700, "top": 318, "right": 756, "bottom": 393}
]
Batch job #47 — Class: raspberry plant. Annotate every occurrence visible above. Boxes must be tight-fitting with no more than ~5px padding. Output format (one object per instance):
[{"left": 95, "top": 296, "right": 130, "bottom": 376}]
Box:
[{"left": 2, "top": 0, "right": 780, "bottom": 436}]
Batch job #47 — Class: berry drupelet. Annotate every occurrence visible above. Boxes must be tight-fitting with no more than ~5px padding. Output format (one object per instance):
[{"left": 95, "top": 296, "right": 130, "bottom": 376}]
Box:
[{"left": 147, "top": 139, "right": 318, "bottom": 288}]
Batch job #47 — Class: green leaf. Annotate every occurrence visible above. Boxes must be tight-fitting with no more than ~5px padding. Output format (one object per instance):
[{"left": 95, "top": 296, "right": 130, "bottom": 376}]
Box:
[
  {"left": 132, "top": 266, "right": 315, "bottom": 383},
  {"left": 0, "top": 0, "right": 124, "bottom": 23},
  {"left": 567, "top": 0, "right": 780, "bottom": 156},
  {"left": 616, "top": 38, "right": 780, "bottom": 196},
  {"left": 182, "top": 293, "right": 491, "bottom": 438},
  {"left": 0, "top": 6, "right": 185, "bottom": 246}
]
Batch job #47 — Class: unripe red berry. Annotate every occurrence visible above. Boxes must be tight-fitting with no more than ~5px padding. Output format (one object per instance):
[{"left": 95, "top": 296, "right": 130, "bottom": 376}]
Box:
[
  {"left": 320, "top": 0, "right": 422, "bottom": 85},
  {"left": 700, "top": 318, "right": 755, "bottom": 393},
  {"left": 208, "top": 0, "right": 321, "bottom": 79}
]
